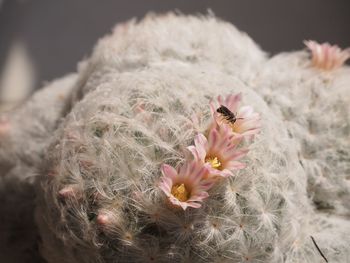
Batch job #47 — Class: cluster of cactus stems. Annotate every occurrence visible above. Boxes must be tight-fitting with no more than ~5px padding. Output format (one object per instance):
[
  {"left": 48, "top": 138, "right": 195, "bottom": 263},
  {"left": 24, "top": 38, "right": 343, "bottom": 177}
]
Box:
[
  {"left": 34, "top": 18, "right": 350, "bottom": 263},
  {"left": 1, "top": 14, "right": 350, "bottom": 263},
  {"left": 37, "top": 72, "right": 288, "bottom": 262}
]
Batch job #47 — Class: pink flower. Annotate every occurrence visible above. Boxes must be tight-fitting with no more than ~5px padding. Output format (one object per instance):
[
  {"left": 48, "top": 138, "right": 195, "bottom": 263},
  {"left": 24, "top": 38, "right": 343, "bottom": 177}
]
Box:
[
  {"left": 210, "top": 93, "right": 261, "bottom": 139},
  {"left": 0, "top": 117, "right": 10, "bottom": 137},
  {"left": 159, "top": 161, "right": 214, "bottom": 210},
  {"left": 58, "top": 185, "right": 82, "bottom": 199},
  {"left": 304, "top": 40, "right": 350, "bottom": 71},
  {"left": 188, "top": 128, "right": 248, "bottom": 178}
]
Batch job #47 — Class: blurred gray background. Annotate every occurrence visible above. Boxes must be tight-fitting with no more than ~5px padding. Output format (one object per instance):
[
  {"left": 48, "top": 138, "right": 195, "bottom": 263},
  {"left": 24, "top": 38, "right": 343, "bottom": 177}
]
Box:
[{"left": 0, "top": 0, "right": 349, "bottom": 108}]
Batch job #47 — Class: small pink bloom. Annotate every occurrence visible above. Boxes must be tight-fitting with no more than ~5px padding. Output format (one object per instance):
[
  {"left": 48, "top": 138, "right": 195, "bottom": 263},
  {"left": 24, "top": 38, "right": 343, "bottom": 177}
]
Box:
[
  {"left": 96, "top": 209, "right": 119, "bottom": 225},
  {"left": 188, "top": 128, "right": 248, "bottom": 179},
  {"left": 133, "top": 99, "right": 153, "bottom": 125},
  {"left": 159, "top": 161, "right": 214, "bottom": 210},
  {"left": 65, "top": 130, "right": 80, "bottom": 141},
  {"left": 96, "top": 213, "right": 110, "bottom": 225},
  {"left": 58, "top": 185, "right": 81, "bottom": 199},
  {"left": 304, "top": 40, "right": 350, "bottom": 71},
  {"left": 47, "top": 168, "right": 57, "bottom": 177},
  {"left": 133, "top": 99, "right": 147, "bottom": 114},
  {"left": 210, "top": 93, "right": 261, "bottom": 139},
  {"left": 0, "top": 117, "right": 10, "bottom": 137}
]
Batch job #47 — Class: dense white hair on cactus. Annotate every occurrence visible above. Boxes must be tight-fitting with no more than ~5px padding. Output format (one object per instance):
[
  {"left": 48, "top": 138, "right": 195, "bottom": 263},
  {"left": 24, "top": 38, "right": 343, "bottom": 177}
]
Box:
[
  {"left": 196, "top": 214, "right": 236, "bottom": 247},
  {"left": 34, "top": 24, "right": 319, "bottom": 260},
  {"left": 254, "top": 41, "right": 350, "bottom": 263},
  {"left": 248, "top": 189, "right": 284, "bottom": 231}
]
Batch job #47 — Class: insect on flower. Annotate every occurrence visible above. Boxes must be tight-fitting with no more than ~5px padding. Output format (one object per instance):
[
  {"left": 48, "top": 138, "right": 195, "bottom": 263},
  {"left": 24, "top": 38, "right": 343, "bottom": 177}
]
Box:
[
  {"left": 216, "top": 105, "right": 243, "bottom": 125},
  {"left": 211, "top": 93, "right": 261, "bottom": 139}
]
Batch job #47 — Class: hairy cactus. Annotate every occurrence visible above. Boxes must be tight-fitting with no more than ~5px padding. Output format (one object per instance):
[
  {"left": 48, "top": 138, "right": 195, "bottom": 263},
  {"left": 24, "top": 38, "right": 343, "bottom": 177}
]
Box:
[
  {"left": 256, "top": 49, "right": 350, "bottom": 215},
  {"left": 0, "top": 74, "right": 77, "bottom": 262},
  {"left": 1, "top": 13, "right": 349, "bottom": 263}
]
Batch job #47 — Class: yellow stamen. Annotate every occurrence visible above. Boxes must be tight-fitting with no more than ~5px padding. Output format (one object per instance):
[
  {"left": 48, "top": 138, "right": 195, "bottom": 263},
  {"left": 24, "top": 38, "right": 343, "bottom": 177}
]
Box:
[
  {"left": 171, "top": 183, "right": 189, "bottom": 202},
  {"left": 228, "top": 122, "right": 240, "bottom": 133},
  {"left": 205, "top": 156, "right": 222, "bottom": 169}
]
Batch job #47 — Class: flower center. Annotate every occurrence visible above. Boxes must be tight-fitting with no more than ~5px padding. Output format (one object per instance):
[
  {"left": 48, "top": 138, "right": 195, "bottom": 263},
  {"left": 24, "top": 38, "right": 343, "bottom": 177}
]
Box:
[
  {"left": 223, "top": 121, "right": 240, "bottom": 134},
  {"left": 205, "top": 156, "right": 222, "bottom": 169},
  {"left": 171, "top": 183, "right": 189, "bottom": 202}
]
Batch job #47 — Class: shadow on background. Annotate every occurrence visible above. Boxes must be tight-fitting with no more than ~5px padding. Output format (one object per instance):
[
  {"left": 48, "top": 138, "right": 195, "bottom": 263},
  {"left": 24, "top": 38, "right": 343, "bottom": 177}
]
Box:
[{"left": 0, "top": 0, "right": 349, "bottom": 91}]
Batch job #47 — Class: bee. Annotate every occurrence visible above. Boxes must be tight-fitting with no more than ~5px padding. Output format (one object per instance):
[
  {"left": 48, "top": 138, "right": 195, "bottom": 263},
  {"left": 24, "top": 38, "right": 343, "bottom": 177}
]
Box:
[{"left": 216, "top": 105, "right": 241, "bottom": 124}]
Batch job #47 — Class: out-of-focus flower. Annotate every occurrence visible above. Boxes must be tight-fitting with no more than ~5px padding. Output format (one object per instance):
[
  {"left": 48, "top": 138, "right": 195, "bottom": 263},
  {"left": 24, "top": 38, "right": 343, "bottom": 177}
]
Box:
[
  {"left": 159, "top": 161, "right": 214, "bottom": 210},
  {"left": 0, "top": 117, "right": 10, "bottom": 137},
  {"left": 210, "top": 93, "right": 261, "bottom": 139},
  {"left": 304, "top": 40, "right": 350, "bottom": 71},
  {"left": 58, "top": 185, "right": 81, "bottom": 199},
  {"left": 187, "top": 128, "right": 248, "bottom": 179}
]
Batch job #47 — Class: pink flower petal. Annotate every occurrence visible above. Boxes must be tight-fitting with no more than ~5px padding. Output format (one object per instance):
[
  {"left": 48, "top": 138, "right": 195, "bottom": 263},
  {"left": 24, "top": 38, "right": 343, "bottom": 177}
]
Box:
[
  {"left": 191, "top": 165, "right": 208, "bottom": 184},
  {"left": 169, "top": 196, "right": 182, "bottom": 206},
  {"left": 225, "top": 93, "right": 242, "bottom": 112},
  {"left": 186, "top": 202, "right": 202, "bottom": 209},
  {"left": 199, "top": 180, "right": 215, "bottom": 190},
  {"left": 217, "top": 95, "right": 225, "bottom": 106},
  {"left": 194, "top": 134, "right": 208, "bottom": 161},
  {"left": 209, "top": 101, "right": 218, "bottom": 118},
  {"left": 187, "top": 192, "right": 209, "bottom": 202},
  {"left": 208, "top": 128, "right": 219, "bottom": 150},
  {"left": 187, "top": 145, "right": 200, "bottom": 160},
  {"left": 226, "top": 161, "right": 246, "bottom": 170},
  {"left": 238, "top": 105, "right": 254, "bottom": 117},
  {"left": 220, "top": 169, "right": 234, "bottom": 177},
  {"left": 159, "top": 181, "right": 171, "bottom": 195},
  {"left": 305, "top": 40, "right": 350, "bottom": 70},
  {"left": 161, "top": 164, "right": 178, "bottom": 180}
]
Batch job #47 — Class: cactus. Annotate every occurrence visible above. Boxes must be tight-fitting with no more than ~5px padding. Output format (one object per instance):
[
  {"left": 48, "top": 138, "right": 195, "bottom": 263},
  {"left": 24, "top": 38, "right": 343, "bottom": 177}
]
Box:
[
  {"left": 0, "top": 74, "right": 77, "bottom": 262},
  {"left": 0, "top": 13, "right": 349, "bottom": 263},
  {"left": 256, "top": 46, "right": 350, "bottom": 215}
]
